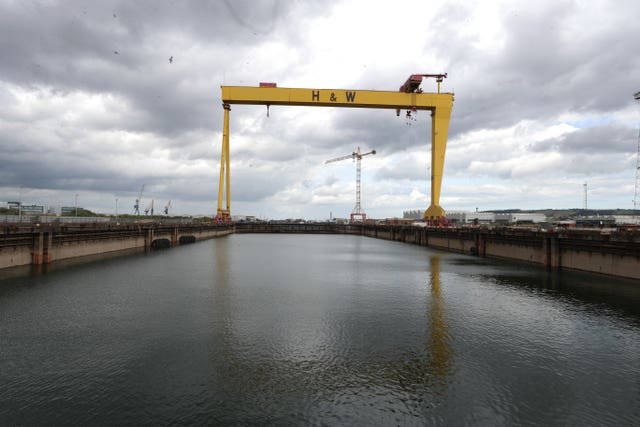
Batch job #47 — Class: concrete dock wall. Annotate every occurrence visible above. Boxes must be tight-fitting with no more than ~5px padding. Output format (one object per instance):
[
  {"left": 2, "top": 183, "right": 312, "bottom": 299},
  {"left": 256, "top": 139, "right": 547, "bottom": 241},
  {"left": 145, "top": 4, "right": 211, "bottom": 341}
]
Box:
[
  {"left": 51, "top": 232, "right": 147, "bottom": 263},
  {"left": 0, "top": 224, "right": 234, "bottom": 269},
  {"left": 0, "top": 233, "right": 34, "bottom": 269},
  {"left": 2, "top": 222, "right": 639, "bottom": 280},
  {"left": 357, "top": 225, "right": 640, "bottom": 280},
  {"left": 235, "top": 223, "right": 640, "bottom": 280}
]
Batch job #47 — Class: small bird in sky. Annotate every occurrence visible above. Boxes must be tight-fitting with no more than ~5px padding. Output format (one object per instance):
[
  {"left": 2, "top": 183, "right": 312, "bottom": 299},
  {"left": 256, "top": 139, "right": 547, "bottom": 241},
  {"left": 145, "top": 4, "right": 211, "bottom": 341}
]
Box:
[
  {"left": 169, "top": 56, "right": 173, "bottom": 63},
  {"left": 113, "top": 50, "right": 119, "bottom": 55}
]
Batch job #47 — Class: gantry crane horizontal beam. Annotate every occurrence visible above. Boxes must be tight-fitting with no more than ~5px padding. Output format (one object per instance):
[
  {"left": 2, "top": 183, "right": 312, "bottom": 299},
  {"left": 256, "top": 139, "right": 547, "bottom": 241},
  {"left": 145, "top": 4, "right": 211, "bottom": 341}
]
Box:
[{"left": 221, "top": 86, "right": 454, "bottom": 111}]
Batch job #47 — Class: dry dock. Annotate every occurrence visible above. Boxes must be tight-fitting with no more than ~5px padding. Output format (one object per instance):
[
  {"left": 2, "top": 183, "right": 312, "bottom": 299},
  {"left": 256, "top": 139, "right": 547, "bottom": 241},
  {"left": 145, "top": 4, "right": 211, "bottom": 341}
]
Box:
[{"left": 1, "top": 222, "right": 639, "bottom": 280}]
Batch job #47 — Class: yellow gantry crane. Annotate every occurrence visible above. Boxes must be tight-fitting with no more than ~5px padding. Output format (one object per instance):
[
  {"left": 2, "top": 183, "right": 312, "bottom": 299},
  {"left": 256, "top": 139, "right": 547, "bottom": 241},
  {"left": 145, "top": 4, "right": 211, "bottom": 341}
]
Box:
[
  {"left": 216, "top": 74, "right": 454, "bottom": 221},
  {"left": 325, "top": 147, "right": 376, "bottom": 223}
]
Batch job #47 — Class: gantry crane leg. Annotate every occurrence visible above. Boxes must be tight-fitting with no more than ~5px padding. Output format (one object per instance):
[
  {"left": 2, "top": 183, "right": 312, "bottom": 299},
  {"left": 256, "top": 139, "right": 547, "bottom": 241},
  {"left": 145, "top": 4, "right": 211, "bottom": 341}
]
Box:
[
  {"left": 424, "top": 105, "right": 453, "bottom": 220},
  {"left": 217, "top": 104, "right": 231, "bottom": 219}
]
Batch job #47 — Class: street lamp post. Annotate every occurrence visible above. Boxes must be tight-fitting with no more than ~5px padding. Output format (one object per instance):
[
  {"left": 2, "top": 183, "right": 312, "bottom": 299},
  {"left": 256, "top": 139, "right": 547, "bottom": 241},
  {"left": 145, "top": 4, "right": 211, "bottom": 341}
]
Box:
[{"left": 18, "top": 186, "right": 22, "bottom": 221}]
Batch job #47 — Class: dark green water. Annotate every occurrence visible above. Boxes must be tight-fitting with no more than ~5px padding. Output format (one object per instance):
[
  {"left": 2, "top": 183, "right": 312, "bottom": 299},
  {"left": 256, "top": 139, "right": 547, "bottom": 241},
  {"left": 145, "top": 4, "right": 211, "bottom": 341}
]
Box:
[{"left": 1, "top": 234, "right": 639, "bottom": 425}]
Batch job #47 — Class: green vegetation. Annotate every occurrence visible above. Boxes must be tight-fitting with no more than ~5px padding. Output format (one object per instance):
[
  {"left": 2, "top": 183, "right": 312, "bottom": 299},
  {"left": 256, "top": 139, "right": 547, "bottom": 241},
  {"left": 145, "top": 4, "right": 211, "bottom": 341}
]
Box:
[{"left": 60, "top": 208, "right": 98, "bottom": 217}]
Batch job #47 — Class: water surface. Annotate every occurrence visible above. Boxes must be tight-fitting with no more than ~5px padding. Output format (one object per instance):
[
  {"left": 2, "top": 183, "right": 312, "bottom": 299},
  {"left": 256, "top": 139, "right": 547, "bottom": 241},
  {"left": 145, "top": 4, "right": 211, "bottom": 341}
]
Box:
[{"left": 1, "top": 234, "right": 638, "bottom": 425}]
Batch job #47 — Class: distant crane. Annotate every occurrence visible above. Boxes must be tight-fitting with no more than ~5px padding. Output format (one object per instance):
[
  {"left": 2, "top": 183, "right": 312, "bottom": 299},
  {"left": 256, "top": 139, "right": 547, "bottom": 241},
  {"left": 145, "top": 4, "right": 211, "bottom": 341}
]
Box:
[
  {"left": 144, "top": 199, "right": 154, "bottom": 216},
  {"left": 164, "top": 200, "right": 172, "bottom": 215},
  {"left": 133, "top": 184, "right": 145, "bottom": 215},
  {"left": 584, "top": 182, "right": 588, "bottom": 210},
  {"left": 325, "top": 146, "right": 376, "bottom": 223}
]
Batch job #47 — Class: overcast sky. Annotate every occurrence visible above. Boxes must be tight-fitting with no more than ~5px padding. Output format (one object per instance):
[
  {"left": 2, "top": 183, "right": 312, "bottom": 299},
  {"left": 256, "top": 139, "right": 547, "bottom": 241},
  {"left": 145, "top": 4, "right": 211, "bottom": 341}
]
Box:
[{"left": 1, "top": 0, "right": 639, "bottom": 219}]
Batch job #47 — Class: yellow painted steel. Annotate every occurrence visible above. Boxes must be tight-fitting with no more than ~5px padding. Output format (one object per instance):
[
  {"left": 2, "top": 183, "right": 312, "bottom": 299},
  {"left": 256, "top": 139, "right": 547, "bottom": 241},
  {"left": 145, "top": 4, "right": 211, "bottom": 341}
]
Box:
[
  {"left": 428, "top": 255, "right": 453, "bottom": 377},
  {"left": 217, "top": 104, "right": 231, "bottom": 217},
  {"left": 221, "top": 86, "right": 453, "bottom": 111},
  {"left": 426, "top": 103, "right": 452, "bottom": 219},
  {"left": 217, "top": 85, "right": 454, "bottom": 219}
]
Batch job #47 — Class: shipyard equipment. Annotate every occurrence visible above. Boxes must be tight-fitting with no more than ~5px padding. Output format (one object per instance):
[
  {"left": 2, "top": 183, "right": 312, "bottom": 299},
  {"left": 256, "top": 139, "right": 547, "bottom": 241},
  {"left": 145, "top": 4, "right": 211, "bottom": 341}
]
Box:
[
  {"left": 133, "top": 184, "right": 145, "bottom": 215},
  {"left": 164, "top": 200, "right": 172, "bottom": 215},
  {"left": 325, "top": 147, "right": 376, "bottom": 223},
  {"left": 216, "top": 74, "right": 453, "bottom": 221},
  {"left": 144, "top": 199, "right": 154, "bottom": 216}
]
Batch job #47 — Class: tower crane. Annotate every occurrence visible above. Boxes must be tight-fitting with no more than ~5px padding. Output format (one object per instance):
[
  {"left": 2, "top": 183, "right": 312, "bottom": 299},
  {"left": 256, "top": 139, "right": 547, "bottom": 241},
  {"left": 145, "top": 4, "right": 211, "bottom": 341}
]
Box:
[
  {"left": 325, "top": 147, "right": 376, "bottom": 223},
  {"left": 164, "top": 200, "right": 172, "bottom": 215},
  {"left": 133, "top": 184, "right": 145, "bottom": 215}
]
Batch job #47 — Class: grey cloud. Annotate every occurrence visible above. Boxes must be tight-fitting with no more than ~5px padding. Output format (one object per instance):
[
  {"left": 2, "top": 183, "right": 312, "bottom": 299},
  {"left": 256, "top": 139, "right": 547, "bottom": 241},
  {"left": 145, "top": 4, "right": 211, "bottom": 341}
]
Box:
[
  {"left": 376, "top": 157, "right": 430, "bottom": 182},
  {"left": 324, "top": 175, "right": 339, "bottom": 186},
  {"left": 0, "top": 0, "right": 298, "bottom": 138},
  {"left": 430, "top": 1, "right": 640, "bottom": 137},
  {"left": 531, "top": 123, "right": 635, "bottom": 154},
  {"left": 229, "top": 162, "right": 309, "bottom": 203},
  {"left": 332, "top": 109, "right": 431, "bottom": 153}
]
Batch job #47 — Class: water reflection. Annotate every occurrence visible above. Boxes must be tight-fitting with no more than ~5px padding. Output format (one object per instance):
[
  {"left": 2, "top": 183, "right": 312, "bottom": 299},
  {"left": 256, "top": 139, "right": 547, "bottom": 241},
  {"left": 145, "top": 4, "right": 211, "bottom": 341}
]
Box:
[
  {"left": 450, "top": 257, "right": 640, "bottom": 323},
  {"left": 213, "top": 237, "right": 230, "bottom": 294},
  {"left": 427, "top": 255, "right": 453, "bottom": 383}
]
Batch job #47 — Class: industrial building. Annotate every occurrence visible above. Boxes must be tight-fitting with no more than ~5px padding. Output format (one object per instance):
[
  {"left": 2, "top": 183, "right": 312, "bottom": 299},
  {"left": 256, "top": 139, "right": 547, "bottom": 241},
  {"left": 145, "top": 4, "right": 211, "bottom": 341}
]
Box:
[{"left": 405, "top": 210, "right": 550, "bottom": 225}]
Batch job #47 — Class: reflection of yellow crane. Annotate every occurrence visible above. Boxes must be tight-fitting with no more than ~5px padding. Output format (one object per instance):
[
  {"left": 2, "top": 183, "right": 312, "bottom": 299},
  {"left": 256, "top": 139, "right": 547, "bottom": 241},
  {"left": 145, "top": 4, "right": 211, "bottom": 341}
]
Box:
[
  {"left": 216, "top": 75, "right": 453, "bottom": 221},
  {"left": 325, "top": 147, "right": 376, "bottom": 223},
  {"left": 427, "top": 255, "right": 453, "bottom": 378}
]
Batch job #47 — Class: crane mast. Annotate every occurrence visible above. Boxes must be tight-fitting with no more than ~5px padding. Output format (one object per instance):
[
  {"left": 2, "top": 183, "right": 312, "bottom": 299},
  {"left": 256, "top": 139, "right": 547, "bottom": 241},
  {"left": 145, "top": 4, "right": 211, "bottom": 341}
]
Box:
[
  {"left": 325, "top": 147, "right": 376, "bottom": 223},
  {"left": 133, "top": 184, "right": 145, "bottom": 215},
  {"left": 144, "top": 199, "right": 154, "bottom": 216}
]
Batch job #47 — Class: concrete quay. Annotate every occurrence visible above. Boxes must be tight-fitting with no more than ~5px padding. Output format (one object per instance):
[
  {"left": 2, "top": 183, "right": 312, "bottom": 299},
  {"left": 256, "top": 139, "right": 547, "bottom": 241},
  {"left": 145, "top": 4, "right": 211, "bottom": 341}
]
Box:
[
  {"left": 1, "top": 222, "right": 638, "bottom": 280},
  {"left": 0, "top": 222, "right": 234, "bottom": 270},
  {"left": 236, "top": 223, "right": 640, "bottom": 280}
]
